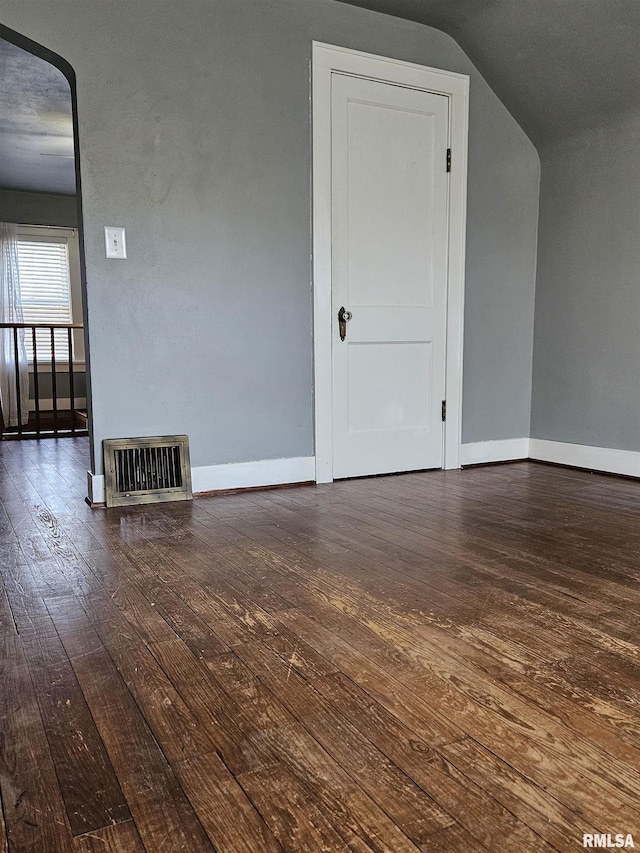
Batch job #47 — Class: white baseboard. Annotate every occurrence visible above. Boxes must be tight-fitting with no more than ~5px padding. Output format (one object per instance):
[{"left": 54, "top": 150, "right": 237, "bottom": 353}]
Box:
[
  {"left": 461, "top": 437, "right": 640, "bottom": 477},
  {"left": 529, "top": 439, "right": 640, "bottom": 478},
  {"left": 191, "top": 455, "right": 315, "bottom": 494},
  {"left": 86, "top": 441, "right": 640, "bottom": 506},
  {"left": 460, "top": 438, "right": 530, "bottom": 466},
  {"left": 87, "top": 455, "right": 315, "bottom": 505},
  {"left": 87, "top": 471, "right": 105, "bottom": 504}
]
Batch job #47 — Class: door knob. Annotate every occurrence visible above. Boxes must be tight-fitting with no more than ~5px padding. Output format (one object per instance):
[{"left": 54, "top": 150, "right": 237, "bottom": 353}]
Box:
[{"left": 338, "top": 306, "right": 353, "bottom": 341}]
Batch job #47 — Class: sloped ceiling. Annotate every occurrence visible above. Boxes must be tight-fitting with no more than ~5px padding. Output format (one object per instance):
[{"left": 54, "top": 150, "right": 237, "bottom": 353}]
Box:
[
  {"left": 335, "top": 0, "right": 640, "bottom": 146},
  {"left": 0, "top": 37, "right": 75, "bottom": 195},
  {"left": 0, "top": 2, "right": 637, "bottom": 197}
]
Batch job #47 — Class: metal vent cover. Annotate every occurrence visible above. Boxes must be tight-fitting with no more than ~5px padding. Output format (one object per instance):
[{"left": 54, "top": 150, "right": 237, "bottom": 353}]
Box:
[{"left": 103, "top": 435, "right": 192, "bottom": 507}]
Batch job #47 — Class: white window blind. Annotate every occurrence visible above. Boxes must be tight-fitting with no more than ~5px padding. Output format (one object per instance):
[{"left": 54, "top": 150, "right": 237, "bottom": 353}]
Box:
[{"left": 16, "top": 239, "right": 73, "bottom": 361}]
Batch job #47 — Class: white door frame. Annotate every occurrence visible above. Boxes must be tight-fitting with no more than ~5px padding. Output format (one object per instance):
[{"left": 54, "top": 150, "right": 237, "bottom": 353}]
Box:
[{"left": 312, "top": 42, "right": 469, "bottom": 483}]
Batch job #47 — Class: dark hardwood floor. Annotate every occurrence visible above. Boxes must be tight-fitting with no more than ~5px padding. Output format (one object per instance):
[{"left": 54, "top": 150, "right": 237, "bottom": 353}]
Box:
[{"left": 0, "top": 438, "right": 638, "bottom": 852}]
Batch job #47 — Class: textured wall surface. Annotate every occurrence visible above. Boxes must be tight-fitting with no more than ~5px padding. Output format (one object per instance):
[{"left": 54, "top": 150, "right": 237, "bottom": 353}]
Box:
[
  {"left": 461, "top": 110, "right": 539, "bottom": 443},
  {"left": 531, "top": 112, "right": 640, "bottom": 451},
  {"left": 0, "top": 0, "right": 539, "bottom": 473},
  {"left": 0, "top": 188, "right": 78, "bottom": 227},
  {"left": 333, "top": 0, "right": 640, "bottom": 147},
  {"left": 29, "top": 369, "right": 87, "bottom": 402}
]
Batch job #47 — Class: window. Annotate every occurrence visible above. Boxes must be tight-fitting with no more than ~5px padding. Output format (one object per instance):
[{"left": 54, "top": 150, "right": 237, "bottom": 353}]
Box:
[{"left": 15, "top": 227, "right": 84, "bottom": 363}]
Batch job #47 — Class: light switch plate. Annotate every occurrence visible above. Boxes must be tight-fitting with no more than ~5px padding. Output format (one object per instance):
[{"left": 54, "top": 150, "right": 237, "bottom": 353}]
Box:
[{"left": 105, "top": 226, "right": 127, "bottom": 259}]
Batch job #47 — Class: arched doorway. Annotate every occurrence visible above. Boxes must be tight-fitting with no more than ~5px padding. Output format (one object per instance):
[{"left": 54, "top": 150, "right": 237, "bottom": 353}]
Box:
[{"left": 0, "top": 25, "right": 93, "bottom": 476}]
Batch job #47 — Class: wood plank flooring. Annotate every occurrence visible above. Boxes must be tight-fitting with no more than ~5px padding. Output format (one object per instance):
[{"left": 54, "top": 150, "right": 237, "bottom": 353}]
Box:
[{"left": 0, "top": 437, "right": 639, "bottom": 852}]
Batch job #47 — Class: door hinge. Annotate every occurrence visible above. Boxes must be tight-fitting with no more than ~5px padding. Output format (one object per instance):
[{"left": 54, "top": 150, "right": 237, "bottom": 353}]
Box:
[
  {"left": 446, "top": 148, "right": 451, "bottom": 173},
  {"left": 441, "top": 400, "right": 447, "bottom": 422}
]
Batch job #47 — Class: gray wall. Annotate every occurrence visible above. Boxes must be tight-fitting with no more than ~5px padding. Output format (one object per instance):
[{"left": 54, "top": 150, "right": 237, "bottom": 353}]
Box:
[
  {"left": 0, "top": 188, "right": 78, "bottom": 227},
  {"left": 462, "top": 110, "right": 539, "bottom": 442},
  {"left": 0, "top": 0, "right": 540, "bottom": 473},
  {"left": 29, "top": 368, "right": 87, "bottom": 403},
  {"left": 531, "top": 111, "right": 640, "bottom": 451}
]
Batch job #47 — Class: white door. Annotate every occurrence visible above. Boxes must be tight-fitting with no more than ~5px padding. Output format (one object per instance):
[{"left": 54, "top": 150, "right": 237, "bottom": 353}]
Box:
[{"left": 331, "top": 72, "right": 450, "bottom": 479}]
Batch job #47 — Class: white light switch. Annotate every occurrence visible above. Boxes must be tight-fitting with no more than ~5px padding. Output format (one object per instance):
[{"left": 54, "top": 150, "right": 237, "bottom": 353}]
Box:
[{"left": 105, "top": 226, "right": 127, "bottom": 259}]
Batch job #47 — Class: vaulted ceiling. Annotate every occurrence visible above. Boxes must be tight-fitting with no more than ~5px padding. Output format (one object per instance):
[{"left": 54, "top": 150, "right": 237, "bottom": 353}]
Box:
[
  {"left": 0, "top": 1, "right": 637, "bottom": 198},
  {"left": 335, "top": 0, "right": 640, "bottom": 146}
]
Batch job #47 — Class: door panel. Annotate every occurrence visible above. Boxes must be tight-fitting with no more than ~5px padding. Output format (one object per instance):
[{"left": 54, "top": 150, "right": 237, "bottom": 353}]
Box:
[
  {"left": 348, "top": 342, "right": 432, "bottom": 432},
  {"left": 331, "top": 72, "right": 449, "bottom": 479},
  {"left": 345, "top": 100, "right": 436, "bottom": 307}
]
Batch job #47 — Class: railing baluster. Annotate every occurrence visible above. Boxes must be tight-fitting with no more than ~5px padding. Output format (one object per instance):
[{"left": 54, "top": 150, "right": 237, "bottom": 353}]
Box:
[
  {"left": 13, "top": 327, "right": 23, "bottom": 434},
  {"left": 68, "top": 327, "right": 75, "bottom": 434},
  {"left": 0, "top": 322, "right": 85, "bottom": 440},
  {"left": 51, "top": 326, "right": 58, "bottom": 436},
  {"left": 32, "top": 327, "right": 41, "bottom": 435}
]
